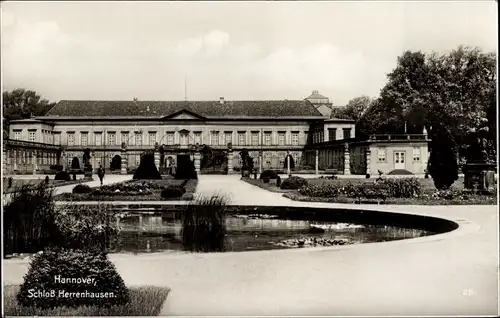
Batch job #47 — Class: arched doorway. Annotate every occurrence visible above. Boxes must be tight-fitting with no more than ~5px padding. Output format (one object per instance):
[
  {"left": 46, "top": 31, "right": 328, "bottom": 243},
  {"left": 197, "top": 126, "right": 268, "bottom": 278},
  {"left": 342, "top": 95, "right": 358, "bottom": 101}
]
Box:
[{"left": 110, "top": 155, "right": 121, "bottom": 170}]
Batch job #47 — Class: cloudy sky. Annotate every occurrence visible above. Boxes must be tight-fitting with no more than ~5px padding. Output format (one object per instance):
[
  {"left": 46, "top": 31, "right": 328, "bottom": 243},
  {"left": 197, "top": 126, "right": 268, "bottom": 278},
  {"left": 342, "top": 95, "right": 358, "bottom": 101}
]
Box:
[{"left": 1, "top": 1, "right": 497, "bottom": 105}]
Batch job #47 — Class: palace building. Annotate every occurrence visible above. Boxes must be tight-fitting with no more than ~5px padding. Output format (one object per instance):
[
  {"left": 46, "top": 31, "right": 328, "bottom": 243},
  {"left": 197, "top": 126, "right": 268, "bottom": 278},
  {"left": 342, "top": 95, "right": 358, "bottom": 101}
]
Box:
[{"left": 3, "top": 91, "right": 429, "bottom": 176}]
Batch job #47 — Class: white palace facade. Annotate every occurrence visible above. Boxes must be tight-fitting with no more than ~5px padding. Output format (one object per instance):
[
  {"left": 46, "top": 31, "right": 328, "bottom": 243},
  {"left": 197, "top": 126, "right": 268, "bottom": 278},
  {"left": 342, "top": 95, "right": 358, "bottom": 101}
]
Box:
[{"left": 3, "top": 91, "right": 429, "bottom": 176}]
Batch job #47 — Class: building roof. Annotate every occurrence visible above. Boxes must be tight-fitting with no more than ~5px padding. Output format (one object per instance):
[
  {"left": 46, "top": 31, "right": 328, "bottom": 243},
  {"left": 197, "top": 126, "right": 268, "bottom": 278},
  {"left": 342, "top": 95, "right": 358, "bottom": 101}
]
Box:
[
  {"left": 305, "top": 90, "right": 329, "bottom": 100},
  {"left": 42, "top": 100, "right": 324, "bottom": 119}
]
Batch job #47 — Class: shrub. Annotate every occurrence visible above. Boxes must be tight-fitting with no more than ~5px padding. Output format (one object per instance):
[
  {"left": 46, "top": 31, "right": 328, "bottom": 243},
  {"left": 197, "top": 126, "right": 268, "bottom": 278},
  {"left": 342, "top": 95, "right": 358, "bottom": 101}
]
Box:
[
  {"left": 182, "top": 194, "right": 229, "bottom": 252},
  {"left": 161, "top": 185, "right": 186, "bottom": 199},
  {"left": 298, "top": 184, "right": 343, "bottom": 198},
  {"left": 72, "top": 184, "right": 93, "bottom": 194},
  {"left": 263, "top": 177, "right": 270, "bottom": 183},
  {"left": 381, "top": 178, "right": 422, "bottom": 198},
  {"left": 44, "top": 176, "right": 49, "bottom": 184},
  {"left": 387, "top": 169, "right": 414, "bottom": 175},
  {"left": 17, "top": 247, "right": 129, "bottom": 309},
  {"left": 3, "top": 182, "right": 60, "bottom": 255},
  {"left": 72, "top": 173, "right": 77, "bottom": 181},
  {"left": 133, "top": 152, "right": 161, "bottom": 180},
  {"left": 175, "top": 158, "right": 198, "bottom": 180},
  {"left": 428, "top": 126, "right": 459, "bottom": 189},
  {"left": 260, "top": 170, "right": 278, "bottom": 180},
  {"left": 365, "top": 173, "right": 371, "bottom": 179},
  {"left": 280, "top": 176, "right": 308, "bottom": 190},
  {"left": 71, "top": 157, "right": 80, "bottom": 170},
  {"left": 55, "top": 171, "right": 71, "bottom": 181},
  {"left": 49, "top": 165, "right": 63, "bottom": 171},
  {"left": 8, "top": 177, "right": 13, "bottom": 188}
]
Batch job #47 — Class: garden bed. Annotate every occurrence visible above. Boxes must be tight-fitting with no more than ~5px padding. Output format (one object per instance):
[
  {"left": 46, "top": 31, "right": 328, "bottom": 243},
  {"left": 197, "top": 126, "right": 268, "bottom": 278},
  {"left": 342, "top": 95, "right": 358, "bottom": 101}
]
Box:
[
  {"left": 3, "top": 284, "right": 170, "bottom": 316},
  {"left": 244, "top": 176, "right": 497, "bottom": 205},
  {"left": 241, "top": 177, "right": 294, "bottom": 193},
  {"left": 53, "top": 179, "right": 198, "bottom": 201},
  {"left": 3, "top": 178, "right": 83, "bottom": 194}
]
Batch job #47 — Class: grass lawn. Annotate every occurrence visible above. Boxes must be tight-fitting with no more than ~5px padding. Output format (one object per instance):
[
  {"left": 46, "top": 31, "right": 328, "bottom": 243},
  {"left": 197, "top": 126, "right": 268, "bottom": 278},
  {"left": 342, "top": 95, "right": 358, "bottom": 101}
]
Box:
[
  {"left": 244, "top": 176, "right": 497, "bottom": 205},
  {"left": 3, "top": 178, "right": 82, "bottom": 194},
  {"left": 53, "top": 178, "right": 198, "bottom": 201},
  {"left": 3, "top": 284, "right": 170, "bottom": 316}
]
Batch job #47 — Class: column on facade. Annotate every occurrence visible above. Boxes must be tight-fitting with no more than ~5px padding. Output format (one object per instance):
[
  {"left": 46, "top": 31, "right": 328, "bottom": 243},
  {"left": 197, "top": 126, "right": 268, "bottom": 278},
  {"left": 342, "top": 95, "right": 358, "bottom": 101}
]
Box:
[
  {"left": 32, "top": 151, "right": 38, "bottom": 174},
  {"left": 344, "top": 143, "right": 351, "bottom": 175},
  {"left": 194, "top": 151, "right": 201, "bottom": 172},
  {"left": 259, "top": 151, "right": 263, "bottom": 174},
  {"left": 286, "top": 151, "right": 291, "bottom": 175},
  {"left": 2, "top": 143, "right": 7, "bottom": 176},
  {"left": 91, "top": 151, "right": 96, "bottom": 172},
  {"left": 365, "top": 148, "right": 371, "bottom": 176},
  {"left": 154, "top": 150, "right": 160, "bottom": 170},
  {"left": 315, "top": 149, "right": 319, "bottom": 175},
  {"left": 13, "top": 150, "right": 18, "bottom": 171},
  {"left": 227, "top": 149, "right": 233, "bottom": 174},
  {"left": 121, "top": 149, "right": 127, "bottom": 174}
]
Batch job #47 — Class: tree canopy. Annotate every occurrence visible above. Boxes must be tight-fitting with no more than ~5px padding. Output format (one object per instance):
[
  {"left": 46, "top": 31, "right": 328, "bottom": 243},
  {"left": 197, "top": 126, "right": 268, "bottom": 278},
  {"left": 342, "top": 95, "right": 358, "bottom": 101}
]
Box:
[{"left": 355, "top": 46, "right": 496, "bottom": 154}]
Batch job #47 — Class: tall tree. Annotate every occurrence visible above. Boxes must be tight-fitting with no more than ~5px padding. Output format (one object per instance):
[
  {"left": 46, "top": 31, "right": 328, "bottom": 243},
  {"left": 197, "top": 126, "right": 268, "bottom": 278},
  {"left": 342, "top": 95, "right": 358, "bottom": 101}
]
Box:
[{"left": 2, "top": 89, "right": 56, "bottom": 135}]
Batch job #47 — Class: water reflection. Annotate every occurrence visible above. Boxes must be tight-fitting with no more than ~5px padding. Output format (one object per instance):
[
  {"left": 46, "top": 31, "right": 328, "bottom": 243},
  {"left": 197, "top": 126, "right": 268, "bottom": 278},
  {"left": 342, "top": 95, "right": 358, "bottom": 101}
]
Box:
[{"left": 109, "top": 214, "right": 434, "bottom": 254}]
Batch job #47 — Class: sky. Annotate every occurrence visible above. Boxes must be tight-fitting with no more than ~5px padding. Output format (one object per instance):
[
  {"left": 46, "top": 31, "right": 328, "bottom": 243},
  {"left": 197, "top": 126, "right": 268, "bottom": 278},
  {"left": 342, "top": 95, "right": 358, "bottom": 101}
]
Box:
[{"left": 1, "top": 1, "right": 497, "bottom": 105}]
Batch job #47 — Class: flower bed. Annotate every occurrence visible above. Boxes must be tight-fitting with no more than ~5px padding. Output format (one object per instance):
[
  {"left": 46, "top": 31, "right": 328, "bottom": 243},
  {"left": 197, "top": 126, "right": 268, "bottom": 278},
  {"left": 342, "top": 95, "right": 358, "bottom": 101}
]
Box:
[{"left": 54, "top": 179, "right": 198, "bottom": 201}]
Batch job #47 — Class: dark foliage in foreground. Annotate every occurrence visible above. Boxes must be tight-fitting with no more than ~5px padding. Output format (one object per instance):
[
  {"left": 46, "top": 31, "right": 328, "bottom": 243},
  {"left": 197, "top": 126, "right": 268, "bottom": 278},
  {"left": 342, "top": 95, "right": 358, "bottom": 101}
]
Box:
[{"left": 428, "top": 126, "right": 459, "bottom": 189}]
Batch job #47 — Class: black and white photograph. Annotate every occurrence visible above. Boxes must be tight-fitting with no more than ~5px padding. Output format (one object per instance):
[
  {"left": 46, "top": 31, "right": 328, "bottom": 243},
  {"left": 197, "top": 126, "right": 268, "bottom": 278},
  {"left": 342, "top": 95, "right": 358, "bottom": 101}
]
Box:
[{"left": 1, "top": 0, "right": 498, "bottom": 316}]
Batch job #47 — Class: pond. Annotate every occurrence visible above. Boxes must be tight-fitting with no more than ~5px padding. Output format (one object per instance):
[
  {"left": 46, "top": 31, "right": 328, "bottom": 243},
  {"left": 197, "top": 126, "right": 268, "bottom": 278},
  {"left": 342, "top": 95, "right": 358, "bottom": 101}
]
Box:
[{"left": 105, "top": 205, "right": 454, "bottom": 254}]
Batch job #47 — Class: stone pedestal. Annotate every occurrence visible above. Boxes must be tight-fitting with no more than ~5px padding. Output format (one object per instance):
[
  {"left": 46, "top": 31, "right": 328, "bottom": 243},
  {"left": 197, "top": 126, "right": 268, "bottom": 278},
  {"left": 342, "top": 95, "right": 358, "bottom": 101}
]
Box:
[
  {"left": 315, "top": 150, "right": 319, "bottom": 175},
  {"left": 365, "top": 148, "right": 371, "bottom": 176},
  {"left": 154, "top": 151, "right": 160, "bottom": 170},
  {"left": 462, "top": 163, "right": 496, "bottom": 192},
  {"left": 227, "top": 150, "right": 233, "bottom": 174},
  {"left": 194, "top": 152, "right": 201, "bottom": 172},
  {"left": 344, "top": 143, "right": 351, "bottom": 175},
  {"left": 121, "top": 150, "right": 127, "bottom": 175}
]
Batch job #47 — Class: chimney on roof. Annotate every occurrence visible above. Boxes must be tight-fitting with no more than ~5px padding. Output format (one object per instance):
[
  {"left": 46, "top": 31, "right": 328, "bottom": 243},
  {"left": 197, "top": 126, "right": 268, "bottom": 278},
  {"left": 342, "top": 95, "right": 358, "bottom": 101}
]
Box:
[
  {"left": 220, "top": 97, "right": 225, "bottom": 104},
  {"left": 313, "top": 90, "right": 318, "bottom": 94}
]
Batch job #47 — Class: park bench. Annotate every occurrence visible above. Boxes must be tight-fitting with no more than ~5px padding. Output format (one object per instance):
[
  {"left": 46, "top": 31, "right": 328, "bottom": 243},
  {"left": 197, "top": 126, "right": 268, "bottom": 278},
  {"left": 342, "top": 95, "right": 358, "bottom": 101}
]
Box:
[{"left": 354, "top": 183, "right": 390, "bottom": 204}]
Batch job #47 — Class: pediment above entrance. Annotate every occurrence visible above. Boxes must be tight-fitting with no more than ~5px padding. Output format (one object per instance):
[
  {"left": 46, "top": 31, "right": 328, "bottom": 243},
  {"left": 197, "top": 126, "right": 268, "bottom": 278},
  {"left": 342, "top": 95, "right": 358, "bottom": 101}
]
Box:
[{"left": 163, "top": 109, "right": 206, "bottom": 120}]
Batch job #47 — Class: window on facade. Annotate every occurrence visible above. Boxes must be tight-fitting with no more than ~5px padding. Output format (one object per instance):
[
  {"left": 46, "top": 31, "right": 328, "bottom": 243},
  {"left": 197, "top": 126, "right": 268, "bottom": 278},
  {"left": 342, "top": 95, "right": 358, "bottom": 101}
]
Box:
[
  {"left": 148, "top": 133, "right": 156, "bottom": 146},
  {"left": 135, "top": 133, "right": 142, "bottom": 146},
  {"left": 328, "top": 128, "right": 336, "bottom": 141},
  {"left": 81, "top": 133, "right": 88, "bottom": 146},
  {"left": 180, "top": 133, "right": 188, "bottom": 146},
  {"left": 413, "top": 147, "right": 421, "bottom": 162},
  {"left": 320, "top": 130, "right": 324, "bottom": 143},
  {"left": 211, "top": 131, "right": 219, "bottom": 146},
  {"left": 108, "top": 133, "right": 116, "bottom": 146},
  {"left": 291, "top": 132, "right": 299, "bottom": 145},
  {"left": 251, "top": 132, "right": 259, "bottom": 146},
  {"left": 343, "top": 129, "right": 351, "bottom": 140},
  {"left": 264, "top": 132, "right": 271, "bottom": 146},
  {"left": 167, "top": 132, "right": 174, "bottom": 145},
  {"left": 55, "top": 134, "right": 61, "bottom": 145},
  {"left": 28, "top": 131, "right": 36, "bottom": 142},
  {"left": 67, "top": 133, "right": 75, "bottom": 145},
  {"left": 278, "top": 132, "right": 285, "bottom": 146},
  {"left": 377, "top": 148, "right": 386, "bottom": 162},
  {"left": 224, "top": 132, "right": 232, "bottom": 146},
  {"left": 265, "top": 153, "right": 272, "bottom": 165},
  {"left": 14, "top": 131, "right": 21, "bottom": 140},
  {"left": 194, "top": 132, "right": 202, "bottom": 145},
  {"left": 95, "top": 133, "right": 102, "bottom": 146},
  {"left": 121, "top": 133, "right": 129, "bottom": 145},
  {"left": 238, "top": 132, "right": 246, "bottom": 146}
]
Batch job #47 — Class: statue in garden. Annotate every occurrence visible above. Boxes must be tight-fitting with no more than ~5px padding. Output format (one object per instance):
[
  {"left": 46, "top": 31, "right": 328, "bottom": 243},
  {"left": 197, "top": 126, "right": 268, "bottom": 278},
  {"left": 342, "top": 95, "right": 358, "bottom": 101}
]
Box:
[{"left": 465, "top": 127, "right": 495, "bottom": 164}]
